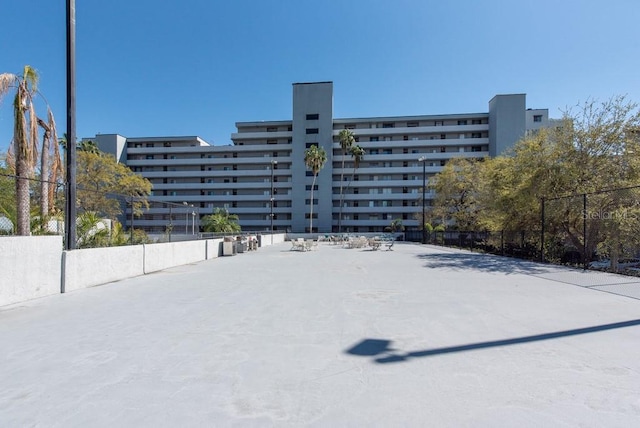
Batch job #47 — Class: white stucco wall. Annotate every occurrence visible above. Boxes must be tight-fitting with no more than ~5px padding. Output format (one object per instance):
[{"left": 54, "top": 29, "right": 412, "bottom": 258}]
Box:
[
  {"left": 206, "top": 239, "right": 223, "bottom": 259},
  {"left": 143, "top": 241, "right": 207, "bottom": 273},
  {"left": 0, "top": 236, "right": 63, "bottom": 306},
  {"left": 62, "top": 245, "right": 145, "bottom": 293}
]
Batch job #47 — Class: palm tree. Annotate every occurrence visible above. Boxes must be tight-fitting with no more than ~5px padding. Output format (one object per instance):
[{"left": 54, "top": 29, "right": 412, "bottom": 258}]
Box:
[
  {"left": 202, "top": 207, "right": 241, "bottom": 233},
  {"left": 0, "top": 66, "right": 61, "bottom": 235},
  {"left": 337, "top": 129, "right": 355, "bottom": 233},
  {"left": 36, "top": 110, "right": 63, "bottom": 230},
  {"left": 343, "top": 144, "right": 365, "bottom": 232},
  {"left": 304, "top": 144, "right": 327, "bottom": 233}
]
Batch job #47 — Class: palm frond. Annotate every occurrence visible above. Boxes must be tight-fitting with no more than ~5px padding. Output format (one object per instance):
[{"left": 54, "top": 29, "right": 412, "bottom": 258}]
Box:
[{"left": 0, "top": 73, "right": 17, "bottom": 99}]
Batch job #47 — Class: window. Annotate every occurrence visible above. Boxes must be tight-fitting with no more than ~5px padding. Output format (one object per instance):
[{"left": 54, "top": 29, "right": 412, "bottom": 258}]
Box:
[
  {"left": 533, "top": 115, "right": 543, "bottom": 122},
  {"left": 434, "top": 121, "right": 443, "bottom": 126},
  {"left": 305, "top": 142, "right": 317, "bottom": 148},
  {"left": 472, "top": 119, "right": 482, "bottom": 125},
  {"left": 306, "top": 171, "right": 314, "bottom": 177},
  {"left": 306, "top": 113, "right": 319, "bottom": 120},
  {"left": 146, "top": 155, "right": 154, "bottom": 160},
  {"left": 344, "top": 124, "right": 356, "bottom": 129},
  {"left": 267, "top": 127, "right": 278, "bottom": 132},
  {"left": 407, "top": 121, "right": 419, "bottom": 127},
  {"left": 383, "top": 149, "right": 392, "bottom": 154},
  {"left": 440, "top": 134, "right": 446, "bottom": 139},
  {"left": 370, "top": 149, "right": 379, "bottom": 155},
  {"left": 471, "top": 132, "right": 482, "bottom": 138},
  {"left": 306, "top": 128, "right": 319, "bottom": 134},
  {"left": 305, "top": 184, "right": 318, "bottom": 191},
  {"left": 370, "top": 137, "right": 379, "bottom": 142},
  {"left": 471, "top": 146, "right": 482, "bottom": 152},
  {"left": 305, "top": 199, "right": 318, "bottom": 205},
  {"left": 440, "top": 146, "right": 446, "bottom": 153},
  {"left": 146, "top": 143, "right": 154, "bottom": 147},
  {"left": 458, "top": 120, "right": 468, "bottom": 125},
  {"left": 267, "top": 139, "right": 277, "bottom": 144},
  {"left": 382, "top": 123, "right": 395, "bottom": 128}
]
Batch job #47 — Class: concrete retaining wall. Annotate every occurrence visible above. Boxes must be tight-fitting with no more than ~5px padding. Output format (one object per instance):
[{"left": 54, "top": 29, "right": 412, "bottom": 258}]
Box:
[
  {"left": 1, "top": 233, "right": 289, "bottom": 308},
  {"left": 0, "top": 236, "right": 63, "bottom": 307},
  {"left": 63, "top": 245, "right": 145, "bottom": 293},
  {"left": 143, "top": 240, "right": 208, "bottom": 274}
]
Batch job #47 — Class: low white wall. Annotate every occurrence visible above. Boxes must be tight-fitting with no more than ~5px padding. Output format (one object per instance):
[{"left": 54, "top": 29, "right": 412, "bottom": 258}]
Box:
[
  {"left": 0, "top": 236, "right": 63, "bottom": 307},
  {"left": 206, "top": 239, "right": 223, "bottom": 259},
  {"left": 259, "top": 233, "right": 286, "bottom": 246},
  {"left": 143, "top": 240, "right": 207, "bottom": 274},
  {"left": 1, "top": 235, "right": 286, "bottom": 307},
  {"left": 63, "top": 245, "right": 145, "bottom": 293}
]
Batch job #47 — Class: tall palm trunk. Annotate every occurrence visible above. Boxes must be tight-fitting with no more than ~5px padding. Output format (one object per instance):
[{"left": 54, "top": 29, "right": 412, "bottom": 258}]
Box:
[
  {"left": 39, "top": 119, "right": 51, "bottom": 227},
  {"left": 309, "top": 173, "right": 317, "bottom": 232},
  {"left": 14, "top": 83, "right": 33, "bottom": 235}
]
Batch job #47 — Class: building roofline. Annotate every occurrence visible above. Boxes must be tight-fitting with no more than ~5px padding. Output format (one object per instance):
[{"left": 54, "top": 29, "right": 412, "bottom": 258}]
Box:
[
  {"left": 292, "top": 81, "right": 333, "bottom": 86},
  {"left": 125, "top": 136, "right": 210, "bottom": 145}
]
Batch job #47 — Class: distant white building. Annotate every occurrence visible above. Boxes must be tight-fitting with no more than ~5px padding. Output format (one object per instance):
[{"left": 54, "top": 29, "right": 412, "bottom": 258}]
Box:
[{"left": 90, "top": 82, "right": 551, "bottom": 233}]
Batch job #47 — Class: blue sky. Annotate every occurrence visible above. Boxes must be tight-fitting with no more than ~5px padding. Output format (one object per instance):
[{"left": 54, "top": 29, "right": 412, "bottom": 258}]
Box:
[{"left": 1, "top": 0, "right": 639, "bottom": 153}]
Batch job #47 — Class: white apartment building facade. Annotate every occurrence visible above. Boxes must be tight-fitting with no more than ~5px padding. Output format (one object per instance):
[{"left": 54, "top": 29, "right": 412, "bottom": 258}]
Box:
[{"left": 92, "top": 82, "right": 549, "bottom": 234}]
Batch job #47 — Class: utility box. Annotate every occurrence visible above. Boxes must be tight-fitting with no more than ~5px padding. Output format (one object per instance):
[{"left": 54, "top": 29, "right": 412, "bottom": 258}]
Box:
[{"left": 222, "top": 240, "right": 236, "bottom": 256}]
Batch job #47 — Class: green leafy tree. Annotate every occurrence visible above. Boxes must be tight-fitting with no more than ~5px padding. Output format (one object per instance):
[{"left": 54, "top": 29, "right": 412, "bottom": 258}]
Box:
[
  {"left": 337, "top": 129, "right": 355, "bottom": 233},
  {"left": 77, "top": 150, "right": 152, "bottom": 218},
  {"left": 430, "top": 96, "right": 640, "bottom": 265},
  {"left": 201, "top": 207, "right": 241, "bottom": 233},
  {"left": 430, "top": 157, "right": 485, "bottom": 230},
  {"left": 304, "top": 144, "right": 327, "bottom": 232}
]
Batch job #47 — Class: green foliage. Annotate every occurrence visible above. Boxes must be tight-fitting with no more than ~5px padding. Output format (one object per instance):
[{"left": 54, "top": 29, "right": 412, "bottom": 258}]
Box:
[
  {"left": 390, "top": 218, "right": 404, "bottom": 232},
  {"left": 201, "top": 208, "right": 241, "bottom": 233},
  {"left": 428, "top": 95, "right": 640, "bottom": 262},
  {"left": 430, "top": 157, "right": 485, "bottom": 230},
  {"left": 77, "top": 150, "right": 152, "bottom": 218},
  {"left": 0, "top": 162, "right": 15, "bottom": 222}
]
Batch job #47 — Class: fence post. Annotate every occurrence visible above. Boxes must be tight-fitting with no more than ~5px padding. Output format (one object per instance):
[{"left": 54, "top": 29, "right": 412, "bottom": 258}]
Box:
[
  {"left": 501, "top": 230, "right": 504, "bottom": 256},
  {"left": 168, "top": 204, "right": 173, "bottom": 242},
  {"left": 540, "top": 197, "right": 545, "bottom": 263},
  {"left": 583, "top": 193, "right": 587, "bottom": 270},
  {"left": 130, "top": 196, "right": 134, "bottom": 244}
]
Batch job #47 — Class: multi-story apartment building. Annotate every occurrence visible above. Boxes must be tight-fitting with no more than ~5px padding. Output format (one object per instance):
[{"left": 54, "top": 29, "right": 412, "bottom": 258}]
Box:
[{"left": 91, "top": 81, "right": 549, "bottom": 234}]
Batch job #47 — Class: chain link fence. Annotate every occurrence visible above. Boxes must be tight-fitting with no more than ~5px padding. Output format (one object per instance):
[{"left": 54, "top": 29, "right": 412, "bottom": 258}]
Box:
[{"left": 406, "top": 185, "right": 640, "bottom": 276}]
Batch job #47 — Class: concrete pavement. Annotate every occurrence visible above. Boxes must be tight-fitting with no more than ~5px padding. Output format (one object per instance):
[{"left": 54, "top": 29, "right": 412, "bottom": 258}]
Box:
[{"left": 1, "top": 242, "right": 640, "bottom": 427}]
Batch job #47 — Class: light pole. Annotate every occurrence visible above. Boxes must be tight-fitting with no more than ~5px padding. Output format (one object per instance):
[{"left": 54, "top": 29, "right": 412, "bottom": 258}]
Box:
[
  {"left": 183, "top": 201, "right": 188, "bottom": 234},
  {"left": 192, "top": 211, "right": 196, "bottom": 235},
  {"left": 271, "top": 160, "right": 277, "bottom": 244},
  {"left": 418, "top": 156, "right": 426, "bottom": 244}
]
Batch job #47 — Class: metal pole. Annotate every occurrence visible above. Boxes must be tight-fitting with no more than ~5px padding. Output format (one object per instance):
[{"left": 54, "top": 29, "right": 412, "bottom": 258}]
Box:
[
  {"left": 583, "top": 193, "right": 587, "bottom": 270},
  {"left": 419, "top": 156, "right": 426, "bottom": 244},
  {"left": 271, "top": 160, "right": 277, "bottom": 245},
  {"left": 183, "top": 201, "right": 188, "bottom": 234},
  {"left": 65, "top": 0, "right": 77, "bottom": 250},
  {"left": 168, "top": 204, "right": 172, "bottom": 242},
  {"left": 540, "top": 197, "right": 545, "bottom": 263},
  {"left": 130, "top": 196, "right": 134, "bottom": 244},
  {"left": 192, "top": 211, "right": 195, "bottom": 235}
]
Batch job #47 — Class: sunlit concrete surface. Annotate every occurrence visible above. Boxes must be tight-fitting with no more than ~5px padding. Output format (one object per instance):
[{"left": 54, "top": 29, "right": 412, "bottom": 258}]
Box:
[{"left": 2, "top": 242, "right": 640, "bottom": 427}]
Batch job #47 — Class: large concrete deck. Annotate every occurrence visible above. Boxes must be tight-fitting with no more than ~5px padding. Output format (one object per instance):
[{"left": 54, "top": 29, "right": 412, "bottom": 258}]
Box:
[{"left": 2, "top": 242, "right": 640, "bottom": 426}]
